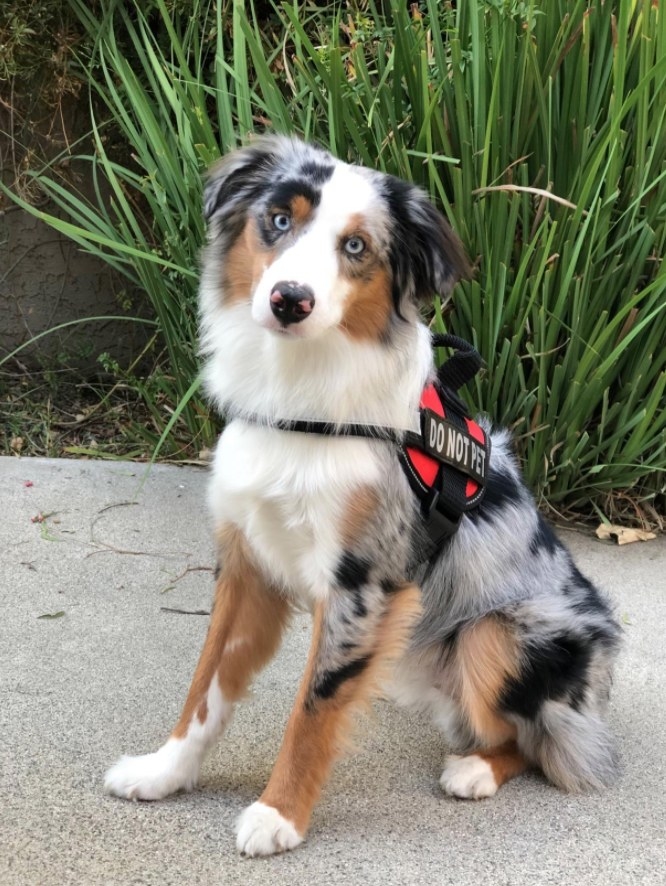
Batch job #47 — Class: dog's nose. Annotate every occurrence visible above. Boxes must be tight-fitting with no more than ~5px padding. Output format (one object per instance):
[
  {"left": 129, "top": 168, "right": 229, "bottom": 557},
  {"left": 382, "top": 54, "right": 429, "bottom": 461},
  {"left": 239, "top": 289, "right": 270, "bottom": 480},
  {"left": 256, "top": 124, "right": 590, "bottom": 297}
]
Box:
[{"left": 269, "top": 281, "right": 315, "bottom": 325}]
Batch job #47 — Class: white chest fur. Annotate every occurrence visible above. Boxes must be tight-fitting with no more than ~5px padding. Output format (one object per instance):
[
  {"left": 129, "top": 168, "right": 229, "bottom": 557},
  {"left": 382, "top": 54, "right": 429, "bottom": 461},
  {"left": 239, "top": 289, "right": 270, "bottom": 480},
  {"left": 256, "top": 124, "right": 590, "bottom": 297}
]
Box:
[
  {"left": 208, "top": 422, "right": 382, "bottom": 603},
  {"left": 202, "top": 302, "right": 433, "bottom": 605}
]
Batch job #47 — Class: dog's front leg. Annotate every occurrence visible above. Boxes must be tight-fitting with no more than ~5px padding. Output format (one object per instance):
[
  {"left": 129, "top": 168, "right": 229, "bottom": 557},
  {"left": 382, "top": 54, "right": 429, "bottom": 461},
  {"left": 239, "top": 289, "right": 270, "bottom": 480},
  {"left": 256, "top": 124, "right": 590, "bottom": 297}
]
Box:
[
  {"left": 104, "top": 524, "right": 290, "bottom": 801},
  {"left": 236, "top": 581, "right": 421, "bottom": 857}
]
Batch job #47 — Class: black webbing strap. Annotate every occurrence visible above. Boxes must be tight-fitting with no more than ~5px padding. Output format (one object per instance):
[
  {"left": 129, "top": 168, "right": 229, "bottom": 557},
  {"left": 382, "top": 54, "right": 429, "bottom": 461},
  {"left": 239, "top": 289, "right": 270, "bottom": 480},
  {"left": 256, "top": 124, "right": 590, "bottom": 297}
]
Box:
[
  {"left": 420, "top": 396, "right": 470, "bottom": 551},
  {"left": 432, "top": 333, "right": 482, "bottom": 392},
  {"left": 236, "top": 415, "right": 406, "bottom": 442}
]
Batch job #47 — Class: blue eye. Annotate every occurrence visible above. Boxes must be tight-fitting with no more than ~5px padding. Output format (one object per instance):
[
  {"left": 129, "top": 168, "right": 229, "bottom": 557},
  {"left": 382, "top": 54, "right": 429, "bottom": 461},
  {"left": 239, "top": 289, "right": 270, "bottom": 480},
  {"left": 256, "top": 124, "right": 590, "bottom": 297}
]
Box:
[
  {"left": 344, "top": 236, "right": 365, "bottom": 256},
  {"left": 272, "top": 213, "right": 292, "bottom": 232}
]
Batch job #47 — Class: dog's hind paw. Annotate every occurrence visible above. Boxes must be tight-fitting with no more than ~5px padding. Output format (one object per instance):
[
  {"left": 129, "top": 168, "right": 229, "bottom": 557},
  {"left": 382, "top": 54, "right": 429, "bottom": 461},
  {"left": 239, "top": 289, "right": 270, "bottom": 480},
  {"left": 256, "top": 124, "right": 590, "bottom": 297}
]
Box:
[
  {"left": 104, "top": 740, "right": 198, "bottom": 801},
  {"left": 440, "top": 754, "right": 498, "bottom": 799},
  {"left": 236, "top": 802, "right": 303, "bottom": 857}
]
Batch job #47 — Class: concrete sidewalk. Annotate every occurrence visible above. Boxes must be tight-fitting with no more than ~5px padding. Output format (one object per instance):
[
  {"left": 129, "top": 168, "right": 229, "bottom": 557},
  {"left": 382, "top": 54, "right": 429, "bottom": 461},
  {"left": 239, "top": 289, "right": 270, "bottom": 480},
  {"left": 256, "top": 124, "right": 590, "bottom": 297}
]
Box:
[{"left": 1, "top": 455, "right": 665, "bottom": 886}]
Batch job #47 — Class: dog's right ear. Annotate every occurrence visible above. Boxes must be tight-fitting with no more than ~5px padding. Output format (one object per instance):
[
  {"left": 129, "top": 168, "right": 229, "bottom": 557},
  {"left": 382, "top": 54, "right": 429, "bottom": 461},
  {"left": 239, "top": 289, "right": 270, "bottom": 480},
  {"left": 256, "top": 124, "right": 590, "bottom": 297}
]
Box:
[{"left": 203, "top": 137, "right": 286, "bottom": 235}]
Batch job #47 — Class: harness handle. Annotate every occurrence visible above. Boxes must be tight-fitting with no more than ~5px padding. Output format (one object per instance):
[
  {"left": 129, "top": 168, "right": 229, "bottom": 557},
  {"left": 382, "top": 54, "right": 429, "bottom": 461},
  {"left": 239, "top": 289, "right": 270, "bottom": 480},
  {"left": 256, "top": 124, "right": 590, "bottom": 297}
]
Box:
[{"left": 432, "top": 333, "right": 483, "bottom": 393}]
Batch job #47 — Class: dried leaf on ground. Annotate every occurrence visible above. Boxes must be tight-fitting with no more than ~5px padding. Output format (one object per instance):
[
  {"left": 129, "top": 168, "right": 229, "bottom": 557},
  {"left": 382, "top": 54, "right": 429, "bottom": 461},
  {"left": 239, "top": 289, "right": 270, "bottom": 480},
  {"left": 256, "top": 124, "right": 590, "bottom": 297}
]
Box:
[{"left": 595, "top": 524, "right": 657, "bottom": 545}]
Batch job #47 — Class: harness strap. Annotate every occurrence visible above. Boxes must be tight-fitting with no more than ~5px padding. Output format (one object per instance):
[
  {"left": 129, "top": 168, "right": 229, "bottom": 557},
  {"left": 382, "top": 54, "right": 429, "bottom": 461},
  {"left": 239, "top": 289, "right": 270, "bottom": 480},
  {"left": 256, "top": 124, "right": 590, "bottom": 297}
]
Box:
[
  {"left": 432, "top": 332, "right": 482, "bottom": 391},
  {"left": 234, "top": 415, "right": 408, "bottom": 442}
]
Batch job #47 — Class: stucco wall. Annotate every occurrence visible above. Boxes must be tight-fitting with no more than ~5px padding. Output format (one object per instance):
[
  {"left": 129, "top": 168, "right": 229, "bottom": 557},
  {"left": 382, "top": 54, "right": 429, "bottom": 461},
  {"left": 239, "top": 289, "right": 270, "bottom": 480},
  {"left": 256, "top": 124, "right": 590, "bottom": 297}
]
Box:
[
  {"left": 0, "top": 89, "right": 150, "bottom": 372},
  {"left": 0, "top": 202, "right": 149, "bottom": 369}
]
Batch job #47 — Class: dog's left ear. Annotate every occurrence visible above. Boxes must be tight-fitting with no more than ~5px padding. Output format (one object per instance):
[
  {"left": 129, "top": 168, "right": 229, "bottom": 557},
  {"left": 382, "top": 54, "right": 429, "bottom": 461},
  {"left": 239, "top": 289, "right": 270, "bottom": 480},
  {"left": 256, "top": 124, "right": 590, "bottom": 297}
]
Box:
[
  {"left": 202, "top": 136, "right": 290, "bottom": 242},
  {"left": 384, "top": 177, "right": 471, "bottom": 309}
]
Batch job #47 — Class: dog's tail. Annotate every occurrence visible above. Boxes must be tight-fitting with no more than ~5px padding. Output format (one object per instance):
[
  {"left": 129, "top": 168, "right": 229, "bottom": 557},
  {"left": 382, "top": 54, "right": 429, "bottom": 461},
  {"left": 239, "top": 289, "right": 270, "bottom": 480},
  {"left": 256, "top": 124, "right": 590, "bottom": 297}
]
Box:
[{"left": 516, "top": 700, "right": 620, "bottom": 792}]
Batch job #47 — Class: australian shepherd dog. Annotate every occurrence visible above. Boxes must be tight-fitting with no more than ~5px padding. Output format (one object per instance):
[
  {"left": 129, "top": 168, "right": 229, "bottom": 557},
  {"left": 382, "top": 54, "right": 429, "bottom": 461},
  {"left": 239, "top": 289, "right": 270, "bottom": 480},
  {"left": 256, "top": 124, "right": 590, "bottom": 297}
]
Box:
[{"left": 105, "top": 136, "right": 621, "bottom": 856}]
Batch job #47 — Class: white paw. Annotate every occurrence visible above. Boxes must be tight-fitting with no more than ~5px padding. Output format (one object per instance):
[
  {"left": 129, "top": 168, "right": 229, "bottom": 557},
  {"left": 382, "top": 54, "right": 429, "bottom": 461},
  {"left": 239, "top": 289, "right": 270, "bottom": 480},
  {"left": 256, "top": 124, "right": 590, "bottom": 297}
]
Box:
[
  {"left": 440, "top": 754, "right": 498, "bottom": 799},
  {"left": 104, "top": 739, "right": 198, "bottom": 801},
  {"left": 236, "top": 802, "right": 303, "bottom": 857}
]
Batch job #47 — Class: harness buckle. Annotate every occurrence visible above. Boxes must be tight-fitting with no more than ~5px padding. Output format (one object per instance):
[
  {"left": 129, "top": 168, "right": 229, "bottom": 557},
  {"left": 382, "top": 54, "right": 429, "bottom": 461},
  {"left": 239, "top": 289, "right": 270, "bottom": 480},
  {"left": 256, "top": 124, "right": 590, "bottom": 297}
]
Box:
[{"left": 422, "top": 487, "right": 462, "bottom": 543}]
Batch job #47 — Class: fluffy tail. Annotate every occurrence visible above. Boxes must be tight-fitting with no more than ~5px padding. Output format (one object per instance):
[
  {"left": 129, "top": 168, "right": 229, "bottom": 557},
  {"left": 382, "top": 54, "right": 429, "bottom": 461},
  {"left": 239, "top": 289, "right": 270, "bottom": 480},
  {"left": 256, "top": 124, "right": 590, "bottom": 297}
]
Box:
[{"left": 516, "top": 701, "right": 620, "bottom": 792}]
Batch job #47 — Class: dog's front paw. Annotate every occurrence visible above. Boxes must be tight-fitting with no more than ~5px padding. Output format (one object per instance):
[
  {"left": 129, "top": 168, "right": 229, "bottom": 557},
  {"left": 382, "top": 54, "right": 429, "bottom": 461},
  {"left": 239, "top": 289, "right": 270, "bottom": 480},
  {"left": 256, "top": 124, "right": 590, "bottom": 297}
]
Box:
[
  {"left": 104, "top": 740, "right": 198, "bottom": 801},
  {"left": 236, "top": 802, "right": 303, "bottom": 857},
  {"left": 440, "top": 754, "right": 498, "bottom": 799}
]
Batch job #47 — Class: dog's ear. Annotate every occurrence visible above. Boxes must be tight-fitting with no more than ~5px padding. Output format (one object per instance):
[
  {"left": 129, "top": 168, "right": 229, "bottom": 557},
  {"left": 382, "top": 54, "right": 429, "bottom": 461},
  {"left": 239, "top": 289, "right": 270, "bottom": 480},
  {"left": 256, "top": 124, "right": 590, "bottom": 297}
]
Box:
[
  {"left": 203, "top": 136, "right": 287, "bottom": 237},
  {"left": 384, "top": 177, "right": 471, "bottom": 310}
]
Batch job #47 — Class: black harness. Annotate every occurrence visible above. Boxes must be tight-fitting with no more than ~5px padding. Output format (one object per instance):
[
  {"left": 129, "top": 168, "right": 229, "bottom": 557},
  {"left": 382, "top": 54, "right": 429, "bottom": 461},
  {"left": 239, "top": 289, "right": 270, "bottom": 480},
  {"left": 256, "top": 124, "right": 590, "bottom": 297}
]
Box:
[
  {"left": 237, "top": 334, "right": 490, "bottom": 550},
  {"left": 398, "top": 334, "right": 490, "bottom": 548}
]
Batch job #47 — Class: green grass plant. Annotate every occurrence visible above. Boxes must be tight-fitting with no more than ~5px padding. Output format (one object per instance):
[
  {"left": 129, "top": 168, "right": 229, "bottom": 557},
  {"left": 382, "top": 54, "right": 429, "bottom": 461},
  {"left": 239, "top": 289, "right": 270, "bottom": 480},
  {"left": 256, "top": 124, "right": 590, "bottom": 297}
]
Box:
[{"left": 5, "top": 0, "right": 664, "bottom": 520}]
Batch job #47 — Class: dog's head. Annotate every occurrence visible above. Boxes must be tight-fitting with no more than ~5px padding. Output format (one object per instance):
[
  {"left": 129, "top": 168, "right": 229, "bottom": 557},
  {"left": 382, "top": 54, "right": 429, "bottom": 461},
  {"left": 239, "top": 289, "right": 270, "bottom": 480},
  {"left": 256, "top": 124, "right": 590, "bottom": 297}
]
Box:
[{"left": 203, "top": 136, "right": 470, "bottom": 341}]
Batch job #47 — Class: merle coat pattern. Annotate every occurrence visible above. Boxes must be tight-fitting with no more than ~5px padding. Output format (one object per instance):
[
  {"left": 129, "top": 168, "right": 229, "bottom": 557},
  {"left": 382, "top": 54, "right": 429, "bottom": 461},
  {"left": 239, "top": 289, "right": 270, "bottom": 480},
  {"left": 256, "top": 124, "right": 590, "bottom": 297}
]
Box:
[{"left": 104, "top": 137, "right": 621, "bottom": 857}]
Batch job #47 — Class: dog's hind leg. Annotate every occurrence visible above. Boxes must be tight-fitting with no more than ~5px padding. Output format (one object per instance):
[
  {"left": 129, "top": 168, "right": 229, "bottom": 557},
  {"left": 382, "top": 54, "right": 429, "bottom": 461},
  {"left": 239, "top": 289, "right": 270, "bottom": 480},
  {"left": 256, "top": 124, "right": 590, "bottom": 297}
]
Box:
[
  {"left": 437, "top": 608, "right": 620, "bottom": 797},
  {"left": 104, "top": 524, "right": 290, "bottom": 801},
  {"left": 438, "top": 614, "right": 530, "bottom": 799},
  {"left": 236, "top": 582, "right": 422, "bottom": 857},
  {"left": 440, "top": 741, "right": 529, "bottom": 799}
]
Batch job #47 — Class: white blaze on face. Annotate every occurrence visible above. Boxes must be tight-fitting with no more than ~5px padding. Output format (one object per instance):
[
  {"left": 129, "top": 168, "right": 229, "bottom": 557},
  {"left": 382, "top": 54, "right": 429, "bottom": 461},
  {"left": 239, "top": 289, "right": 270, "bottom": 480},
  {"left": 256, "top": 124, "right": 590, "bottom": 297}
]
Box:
[{"left": 251, "top": 164, "right": 381, "bottom": 338}]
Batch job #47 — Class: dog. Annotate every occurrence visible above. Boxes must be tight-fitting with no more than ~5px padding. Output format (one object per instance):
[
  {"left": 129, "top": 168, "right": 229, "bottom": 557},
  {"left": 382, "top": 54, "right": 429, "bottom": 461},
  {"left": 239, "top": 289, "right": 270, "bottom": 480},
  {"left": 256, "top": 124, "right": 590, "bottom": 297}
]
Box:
[{"left": 104, "top": 136, "right": 621, "bottom": 856}]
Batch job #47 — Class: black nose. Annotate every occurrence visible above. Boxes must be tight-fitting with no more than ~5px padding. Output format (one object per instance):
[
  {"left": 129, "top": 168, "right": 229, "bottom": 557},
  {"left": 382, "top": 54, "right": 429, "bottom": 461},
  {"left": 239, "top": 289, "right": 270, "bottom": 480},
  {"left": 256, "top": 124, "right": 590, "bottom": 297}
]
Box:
[{"left": 269, "top": 281, "right": 315, "bottom": 325}]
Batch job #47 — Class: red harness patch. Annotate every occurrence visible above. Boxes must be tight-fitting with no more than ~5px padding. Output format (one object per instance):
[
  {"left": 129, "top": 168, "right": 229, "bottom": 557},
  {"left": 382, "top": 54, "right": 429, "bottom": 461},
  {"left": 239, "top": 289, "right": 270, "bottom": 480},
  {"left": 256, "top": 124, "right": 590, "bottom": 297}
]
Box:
[
  {"left": 406, "top": 384, "right": 487, "bottom": 501},
  {"left": 400, "top": 382, "right": 490, "bottom": 543}
]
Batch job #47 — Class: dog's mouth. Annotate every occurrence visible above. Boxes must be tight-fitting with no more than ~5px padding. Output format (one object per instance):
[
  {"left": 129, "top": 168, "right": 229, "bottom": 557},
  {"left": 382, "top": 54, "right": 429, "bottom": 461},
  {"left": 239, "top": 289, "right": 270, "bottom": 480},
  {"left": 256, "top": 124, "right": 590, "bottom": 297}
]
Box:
[{"left": 257, "top": 312, "right": 312, "bottom": 339}]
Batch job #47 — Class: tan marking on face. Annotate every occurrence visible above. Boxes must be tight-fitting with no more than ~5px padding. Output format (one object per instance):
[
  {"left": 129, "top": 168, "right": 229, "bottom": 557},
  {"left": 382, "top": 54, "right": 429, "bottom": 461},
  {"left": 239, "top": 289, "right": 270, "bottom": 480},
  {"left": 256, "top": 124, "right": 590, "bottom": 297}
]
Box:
[
  {"left": 290, "top": 194, "right": 313, "bottom": 225},
  {"left": 171, "top": 524, "right": 290, "bottom": 739},
  {"left": 452, "top": 615, "right": 520, "bottom": 746},
  {"left": 337, "top": 213, "right": 391, "bottom": 340},
  {"left": 339, "top": 485, "right": 379, "bottom": 548},
  {"left": 341, "top": 264, "right": 393, "bottom": 341},
  {"left": 222, "top": 219, "right": 274, "bottom": 304},
  {"left": 259, "top": 584, "right": 422, "bottom": 835},
  {"left": 477, "top": 741, "right": 530, "bottom": 786}
]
